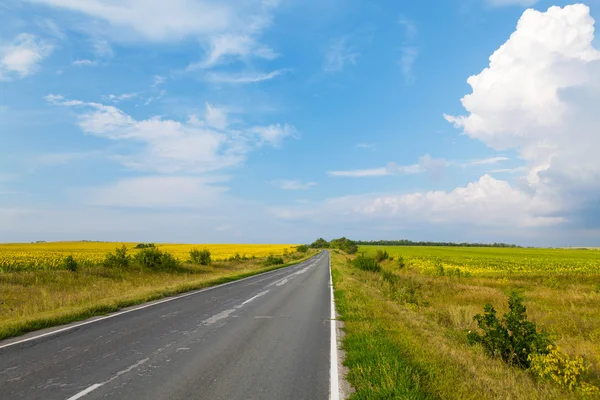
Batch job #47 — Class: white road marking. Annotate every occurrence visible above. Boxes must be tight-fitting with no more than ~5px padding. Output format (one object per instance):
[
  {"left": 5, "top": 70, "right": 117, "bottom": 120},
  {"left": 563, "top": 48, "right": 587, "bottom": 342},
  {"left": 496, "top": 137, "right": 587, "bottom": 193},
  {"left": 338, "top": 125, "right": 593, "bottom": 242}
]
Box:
[
  {"left": 202, "top": 290, "right": 270, "bottom": 325},
  {"left": 329, "top": 251, "right": 340, "bottom": 400},
  {"left": 253, "top": 316, "right": 273, "bottom": 319},
  {"left": 237, "top": 290, "right": 269, "bottom": 307},
  {"left": 65, "top": 357, "right": 149, "bottom": 400},
  {"left": 275, "top": 278, "right": 289, "bottom": 287},
  {"left": 0, "top": 256, "right": 317, "bottom": 350}
]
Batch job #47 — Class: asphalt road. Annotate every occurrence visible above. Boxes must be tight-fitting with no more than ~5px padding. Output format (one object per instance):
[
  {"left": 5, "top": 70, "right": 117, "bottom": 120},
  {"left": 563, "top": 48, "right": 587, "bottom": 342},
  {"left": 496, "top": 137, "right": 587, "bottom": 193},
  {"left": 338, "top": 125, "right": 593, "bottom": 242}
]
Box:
[{"left": 0, "top": 251, "right": 333, "bottom": 400}]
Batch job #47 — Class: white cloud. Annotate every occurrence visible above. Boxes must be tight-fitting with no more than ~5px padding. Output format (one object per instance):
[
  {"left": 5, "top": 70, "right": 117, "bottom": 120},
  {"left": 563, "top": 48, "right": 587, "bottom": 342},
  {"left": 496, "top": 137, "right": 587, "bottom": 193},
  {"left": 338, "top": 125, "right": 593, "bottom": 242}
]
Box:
[
  {"left": 204, "top": 69, "right": 286, "bottom": 84},
  {"left": 191, "top": 34, "right": 278, "bottom": 69},
  {"left": 272, "top": 180, "right": 317, "bottom": 190},
  {"left": 460, "top": 156, "right": 509, "bottom": 167},
  {"left": 445, "top": 4, "right": 600, "bottom": 223},
  {"left": 328, "top": 154, "right": 446, "bottom": 178},
  {"left": 249, "top": 124, "right": 296, "bottom": 146},
  {"left": 103, "top": 93, "right": 138, "bottom": 103},
  {"left": 72, "top": 59, "right": 98, "bottom": 67},
  {"left": 45, "top": 94, "right": 295, "bottom": 174},
  {"left": 275, "top": 175, "right": 562, "bottom": 229},
  {"left": 0, "top": 33, "right": 54, "bottom": 80},
  {"left": 92, "top": 38, "right": 113, "bottom": 58},
  {"left": 324, "top": 37, "right": 359, "bottom": 73}
]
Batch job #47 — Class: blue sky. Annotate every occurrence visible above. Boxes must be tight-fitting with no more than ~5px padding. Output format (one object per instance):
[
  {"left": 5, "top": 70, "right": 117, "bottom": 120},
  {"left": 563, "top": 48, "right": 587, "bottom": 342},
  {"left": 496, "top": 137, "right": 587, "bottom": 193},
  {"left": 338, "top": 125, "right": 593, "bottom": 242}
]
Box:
[{"left": 2, "top": 0, "right": 600, "bottom": 245}]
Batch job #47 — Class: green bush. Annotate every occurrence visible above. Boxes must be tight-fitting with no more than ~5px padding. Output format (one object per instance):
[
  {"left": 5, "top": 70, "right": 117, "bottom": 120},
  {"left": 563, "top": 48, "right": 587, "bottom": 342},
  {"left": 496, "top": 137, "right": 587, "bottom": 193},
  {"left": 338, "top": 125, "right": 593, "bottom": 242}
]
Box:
[
  {"left": 353, "top": 255, "right": 381, "bottom": 272},
  {"left": 134, "top": 247, "right": 179, "bottom": 271},
  {"left": 264, "top": 255, "right": 284, "bottom": 266},
  {"left": 467, "top": 293, "right": 552, "bottom": 368},
  {"left": 375, "top": 249, "right": 389, "bottom": 262},
  {"left": 62, "top": 255, "right": 78, "bottom": 272},
  {"left": 189, "top": 248, "right": 211, "bottom": 265},
  {"left": 397, "top": 255, "right": 406, "bottom": 269},
  {"left": 296, "top": 245, "right": 309, "bottom": 253},
  {"left": 104, "top": 245, "right": 131, "bottom": 269}
]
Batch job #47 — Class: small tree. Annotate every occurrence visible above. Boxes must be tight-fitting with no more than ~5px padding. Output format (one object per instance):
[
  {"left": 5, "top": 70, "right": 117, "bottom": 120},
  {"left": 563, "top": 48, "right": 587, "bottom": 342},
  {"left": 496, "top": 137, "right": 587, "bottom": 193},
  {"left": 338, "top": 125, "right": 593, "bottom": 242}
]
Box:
[
  {"left": 467, "top": 293, "right": 552, "bottom": 368},
  {"left": 104, "top": 245, "right": 131, "bottom": 268},
  {"left": 189, "top": 248, "right": 212, "bottom": 266},
  {"left": 397, "top": 255, "right": 406, "bottom": 269}
]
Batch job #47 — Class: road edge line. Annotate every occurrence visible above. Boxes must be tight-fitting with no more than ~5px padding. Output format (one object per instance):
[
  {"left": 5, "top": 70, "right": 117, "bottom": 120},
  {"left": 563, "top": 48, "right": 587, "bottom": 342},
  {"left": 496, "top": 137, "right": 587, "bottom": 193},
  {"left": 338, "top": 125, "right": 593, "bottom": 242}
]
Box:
[{"left": 329, "top": 250, "right": 340, "bottom": 400}]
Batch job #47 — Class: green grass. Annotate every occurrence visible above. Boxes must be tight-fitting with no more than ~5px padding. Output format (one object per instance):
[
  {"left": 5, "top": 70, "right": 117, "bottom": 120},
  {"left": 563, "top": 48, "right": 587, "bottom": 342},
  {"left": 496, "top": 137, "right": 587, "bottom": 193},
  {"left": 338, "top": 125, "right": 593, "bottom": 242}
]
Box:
[
  {"left": 332, "top": 247, "right": 600, "bottom": 399},
  {"left": 0, "top": 252, "right": 316, "bottom": 341}
]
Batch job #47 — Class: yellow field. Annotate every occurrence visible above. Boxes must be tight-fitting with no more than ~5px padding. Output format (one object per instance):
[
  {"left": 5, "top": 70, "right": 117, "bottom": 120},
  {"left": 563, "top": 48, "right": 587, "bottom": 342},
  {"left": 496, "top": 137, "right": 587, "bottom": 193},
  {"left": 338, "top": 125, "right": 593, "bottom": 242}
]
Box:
[{"left": 0, "top": 242, "right": 297, "bottom": 271}]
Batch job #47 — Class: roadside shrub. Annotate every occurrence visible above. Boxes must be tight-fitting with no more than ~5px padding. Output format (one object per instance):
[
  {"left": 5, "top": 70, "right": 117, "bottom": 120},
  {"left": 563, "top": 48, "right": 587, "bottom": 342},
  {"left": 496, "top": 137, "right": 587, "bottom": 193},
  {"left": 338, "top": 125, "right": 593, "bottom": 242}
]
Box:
[
  {"left": 529, "top": 345, "right": 589, "bottom": 391},
  {"left": 62, "top": 255, "right": 78, "bottom": 272},
  {"left": 467, "top": 293, "right": 552, "bottom": 368},
  {"left": 103, "top": 245, "right": 131, "bottom": 269},
  {"left": 264, "top": 255, "right": 284, "bottom": 266},
  {"left": 135, "top": 243, "right": 155, "bottom": 249},
  {"left": 228, "top": 253, "right": 248, "bottom": 262},
  {"left": 353, "top": 255, "right": 381, "bottom": 272},
  {"left": 397, "top": 255, "right": 406, "bottom": 269},
  {"left": 189, "top": 248, "right": 211, "bottom": 266},
  {"left": 296, "top": 245, "right": 309, "bottom": 253},
  {"left": 375, "top": 249, "right": 389, "bottom": 262},
  {"left": 134, "top": 247, "right": 179, "bottom": 270}
]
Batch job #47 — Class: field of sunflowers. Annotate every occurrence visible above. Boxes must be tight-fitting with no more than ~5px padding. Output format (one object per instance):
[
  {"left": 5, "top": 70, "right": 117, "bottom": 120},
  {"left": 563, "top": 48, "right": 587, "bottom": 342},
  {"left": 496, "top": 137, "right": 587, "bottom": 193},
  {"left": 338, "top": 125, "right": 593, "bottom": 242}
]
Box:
[{"left": 0, "top": 242, "right": 297, "bottom": 271}]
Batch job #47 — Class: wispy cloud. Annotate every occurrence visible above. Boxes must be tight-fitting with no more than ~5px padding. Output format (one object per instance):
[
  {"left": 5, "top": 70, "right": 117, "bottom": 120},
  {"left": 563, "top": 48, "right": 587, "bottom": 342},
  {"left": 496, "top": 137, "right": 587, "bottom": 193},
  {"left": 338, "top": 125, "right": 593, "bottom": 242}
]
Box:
[
  {"left": 45, "top": 95, "right": 295, "bottom": 174},
  {"left": 272, "top": 180, "right": 317, "bottom": 190},
  {"left": 72, "top": 59, "right": 98, "bottom": 67},
  {"left": 323, "top": 37, "right": 359, "bottom": 73},
  {"left": 102, "top": 93, "right": 138, "bottom": 103},
  {"left": 397, "top": 16, "right": 418, "bottom": 84},
  {"left": 204, "top": 69, "right": 287, "bottom": 84},
  {"left": 329, "top": 155, "right": 509, "bottom": 178}
]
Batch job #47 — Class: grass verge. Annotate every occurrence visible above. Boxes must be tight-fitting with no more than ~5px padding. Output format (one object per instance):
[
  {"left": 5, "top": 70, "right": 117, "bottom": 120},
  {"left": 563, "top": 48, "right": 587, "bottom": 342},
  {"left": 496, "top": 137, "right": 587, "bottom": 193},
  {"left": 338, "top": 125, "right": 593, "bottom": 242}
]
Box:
[
  {"left": 0, "top": 252, "right": 316, "bottom": 341},
  {"left": 330, "top": 250, "right": 598, "bottom": 399}
]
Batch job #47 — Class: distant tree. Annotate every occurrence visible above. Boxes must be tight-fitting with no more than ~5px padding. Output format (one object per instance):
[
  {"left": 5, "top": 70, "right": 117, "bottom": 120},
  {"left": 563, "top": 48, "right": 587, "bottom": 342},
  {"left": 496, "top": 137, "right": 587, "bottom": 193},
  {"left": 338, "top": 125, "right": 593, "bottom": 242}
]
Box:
[{"left": 310, "top": 238, "right": 330, "bottom": 248}]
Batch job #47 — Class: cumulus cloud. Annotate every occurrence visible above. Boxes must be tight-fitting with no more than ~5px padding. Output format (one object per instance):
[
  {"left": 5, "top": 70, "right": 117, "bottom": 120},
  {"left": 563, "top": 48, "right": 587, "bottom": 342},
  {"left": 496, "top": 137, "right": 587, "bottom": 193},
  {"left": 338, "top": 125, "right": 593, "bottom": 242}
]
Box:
[
  {"left": 445, "top": 4, "right": 600, "bottom": 224},
  {"left": 45, "top": 94, "right": 295, "bottom": 174},
  {"left": 0, "top": 33, "right": 53, "bottom": 80},
  {"left": 275, "top": 175, "right": 562, "bottom": 229}
]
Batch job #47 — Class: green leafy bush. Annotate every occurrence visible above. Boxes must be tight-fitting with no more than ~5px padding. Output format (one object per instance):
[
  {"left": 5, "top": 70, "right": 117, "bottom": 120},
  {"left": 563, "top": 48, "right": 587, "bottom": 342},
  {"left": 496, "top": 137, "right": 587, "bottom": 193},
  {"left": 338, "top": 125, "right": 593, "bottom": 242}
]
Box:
[
  {"left": 134, "top": 247, "right": 179, "bottom": 271},
  {"left": 375, "top": 249, "right": 389, "bottom": 262},
  {"left": 296, "top": 245, "right": 309, "bottom": 253},
  {"left": 103, "top": 245, "right": 131, "bottom": 269},
  {"left": 467, "top": 293, "right": 552, "bottom": 368},
  {"left": 189, "top": 248, "right": 211, "bottom": 265},
  {"left": 62, "top": 255, "right": 78, "bottom": 272},
  {"left": 353, "top": 255, "right": 381, "bottom": 272},
  {"left": 264, "top": 255, "right": 284, "bottom": 266}
]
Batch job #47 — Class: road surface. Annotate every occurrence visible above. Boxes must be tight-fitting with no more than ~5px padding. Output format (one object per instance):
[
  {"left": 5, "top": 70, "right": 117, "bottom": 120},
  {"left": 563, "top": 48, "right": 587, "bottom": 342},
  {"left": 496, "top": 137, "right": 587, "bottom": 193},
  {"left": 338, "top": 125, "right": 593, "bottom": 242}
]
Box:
[{"left": 0, "top": 251, "right": 335, "bottom": 400}]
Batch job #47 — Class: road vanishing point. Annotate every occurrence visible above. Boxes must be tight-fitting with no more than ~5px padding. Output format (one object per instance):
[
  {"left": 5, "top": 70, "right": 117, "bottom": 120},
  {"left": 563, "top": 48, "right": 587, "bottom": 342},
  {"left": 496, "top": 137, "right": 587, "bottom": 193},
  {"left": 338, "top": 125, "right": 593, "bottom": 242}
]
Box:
[{"left": 0, "top": 251, "right": 339, "bottom": 400}]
